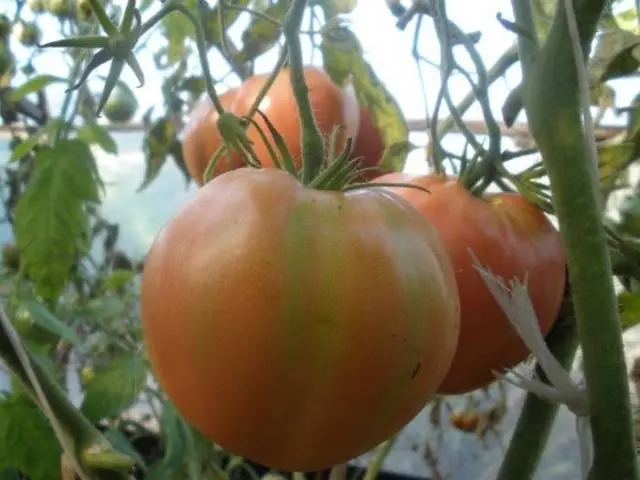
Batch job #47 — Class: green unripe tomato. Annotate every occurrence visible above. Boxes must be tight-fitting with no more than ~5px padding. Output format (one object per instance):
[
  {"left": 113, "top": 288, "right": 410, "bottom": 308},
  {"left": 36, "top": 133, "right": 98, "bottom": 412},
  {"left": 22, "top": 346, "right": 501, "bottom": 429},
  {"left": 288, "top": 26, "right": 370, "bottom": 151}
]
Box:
[
  {"left": 103, "top": 83, "right": 139, "bottom": 123},
  {"left": 45, "top": 0, "right": 72, "bottom": 17},
  {"left": 28, "top": 0, "right": 46, "bottom": 13},
  {"left": 13, "top": 22, "right": 41, "bottom": 47}
]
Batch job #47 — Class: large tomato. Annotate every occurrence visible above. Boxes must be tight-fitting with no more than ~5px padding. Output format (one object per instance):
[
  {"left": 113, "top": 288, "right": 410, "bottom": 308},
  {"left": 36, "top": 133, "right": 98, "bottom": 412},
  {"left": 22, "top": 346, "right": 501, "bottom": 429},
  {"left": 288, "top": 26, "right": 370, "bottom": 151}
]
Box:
[
  {"left": 350, "top": 106, "right": 385, "bottom": 181},
  {"left": 230, "top": 66, "right": 361, "bottom": 170},
  {"left": 141, "top": 168, "right": 460, "bottom": 471},
  {"left": 181, "top": 89, "right": 243, "bottom": 185},
  {"left": 373, "top": 173, "right": 566, "bottom": 395}
]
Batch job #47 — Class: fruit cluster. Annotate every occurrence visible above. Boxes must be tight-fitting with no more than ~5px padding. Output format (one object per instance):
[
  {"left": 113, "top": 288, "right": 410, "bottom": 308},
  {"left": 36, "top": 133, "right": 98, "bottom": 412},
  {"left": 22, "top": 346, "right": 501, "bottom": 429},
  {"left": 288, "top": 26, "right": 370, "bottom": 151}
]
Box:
[{"left": 140, "top": 66, "right": 566, "bottom": 472}]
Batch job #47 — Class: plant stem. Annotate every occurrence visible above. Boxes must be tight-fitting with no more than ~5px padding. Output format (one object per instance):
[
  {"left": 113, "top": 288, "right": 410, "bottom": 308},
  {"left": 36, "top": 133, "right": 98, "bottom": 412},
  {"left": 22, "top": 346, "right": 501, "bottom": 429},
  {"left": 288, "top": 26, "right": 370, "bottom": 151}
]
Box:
[
  {"left": 497, "top": 312, "right": 579, "bottom": 479},
  {"left": 362, "top": 435, "right": 397, "bottom": 480},
  {"left": 282, "top": 0, "right": 325, "bottom": 184},
  {"left": 512, "top": 0, "right": 638, "bottom": 478}
]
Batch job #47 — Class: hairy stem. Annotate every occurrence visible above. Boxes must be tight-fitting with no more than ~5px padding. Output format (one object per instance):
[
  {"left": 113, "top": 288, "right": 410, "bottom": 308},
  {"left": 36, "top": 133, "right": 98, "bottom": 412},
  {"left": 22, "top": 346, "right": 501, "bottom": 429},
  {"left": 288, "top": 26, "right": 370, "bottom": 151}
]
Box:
[
  {"left": 512, "top": 0, "right": 638, "bottom": 477},
  {"left": 497, "top": 313, "right": 579, "bottom": 480},
  {"left": 282, "top": 0, "right": 325, "bottom": 184}
]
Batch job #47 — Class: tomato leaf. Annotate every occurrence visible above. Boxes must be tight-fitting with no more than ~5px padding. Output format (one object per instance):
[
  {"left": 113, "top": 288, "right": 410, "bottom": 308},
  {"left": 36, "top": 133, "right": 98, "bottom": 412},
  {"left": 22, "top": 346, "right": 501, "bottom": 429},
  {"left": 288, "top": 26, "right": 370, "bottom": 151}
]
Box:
[
  {"left": 619, "top": 291, "right": 640, "bottom": 330},
  {"left": 9, "top": 75, "right": 66, "bottom": 103},
  {"left": 14, "top": 140, "right": 101, "bottom": 300},
  {"left": 80, "top": 354, "right": 148, "bottom": 423},
  {"left": 203, "top": 0, "right": 250, "bottom": 46},
  {"left": 102, "top": 428, "right": 148, "bottom": 470},
  {"left": 0, "top": 392, "right": 62, "bottom": 480},
  {"left": 76, "top": 122, "right": 119, "bottom": 155},
  {"left": 236, "top": 0, "right": 290, "bottom": 65},
  {"left": 598, "top": 142, "right": 635, "bottom": 192},
  {"left": 139, "top": 116, "right": 179, "bottom": 191},
  {"left": 321, "top": 25, "right": 410, "bottom": 173},
  {"left": 23, "top": 299, "right": 82, "bottom": 347},
  {"left": 146, "top": 400, "right": 187, "bottom": 479},
  {"left": 161, "top": 0, "right": 200, "bottom": 65},
  {"left": 589, "top": 28, "right": 640, "bottom": 83},
  {"left": 9, "top": 119, "right": 62, "bottom": 162}
]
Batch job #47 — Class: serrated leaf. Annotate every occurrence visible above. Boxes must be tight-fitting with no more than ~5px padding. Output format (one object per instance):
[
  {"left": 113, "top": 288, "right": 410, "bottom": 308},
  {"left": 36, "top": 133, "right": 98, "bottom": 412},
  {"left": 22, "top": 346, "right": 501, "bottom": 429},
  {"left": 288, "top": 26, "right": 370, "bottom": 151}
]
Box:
[
  {"left": 236, "top": 0, "right": 290, "bottom": 65},
  {"left": 76, "top": 122, "right": 119, "bottom": 155},
  {"left": 9, "top": 119, "right": 62, "bottom": 162},
  {"left": 0, "top": 393, "right": 62, "bottom": 480},
  {"left": 14, "top": 139, "right": 100, "bottom": 300},
  {"left": 80, "top": 355, "right": 148, "bottom": 423},
  {"left": 23, "top": 299, "right": 82, "bottom": 347},
  {"left": 162, "top": 0, "right": 200, "bottom": 65},
  {"left": 10, "top": 75, "right": 66, "bottom": 103},
  {"left": 321, "top": 25, "right": 409, "bottom": 173}
]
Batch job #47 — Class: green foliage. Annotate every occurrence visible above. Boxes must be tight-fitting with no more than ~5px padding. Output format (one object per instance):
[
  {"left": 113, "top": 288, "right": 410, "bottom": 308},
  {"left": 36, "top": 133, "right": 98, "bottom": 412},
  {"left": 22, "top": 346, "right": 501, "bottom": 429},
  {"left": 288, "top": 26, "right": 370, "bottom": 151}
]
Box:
[
  {"left": 321, "top": 24, "right": 410, "bottom": 173},
  {"left": 236, "top": 0, "right": 291, "bottom": 65},
  {"left": 14, "top": 139, "right": 101, "bottom": 300},
  {"left": 80, "top": 354, "right": 148, "bottom": 423},
  {"left": 0, "top": 391, "right": 62, "bottom": 480},
  {"left": 76, "top": 122, "right": 119, "bottom": 155},
  {"left": 619, "top": 291, "right": 640, "bottom": 330}
]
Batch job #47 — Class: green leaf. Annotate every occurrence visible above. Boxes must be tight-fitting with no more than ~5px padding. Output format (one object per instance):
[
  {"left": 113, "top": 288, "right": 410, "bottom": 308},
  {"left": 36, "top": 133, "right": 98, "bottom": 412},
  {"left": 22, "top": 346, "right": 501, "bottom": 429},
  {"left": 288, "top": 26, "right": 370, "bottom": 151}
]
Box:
[
  {"left": 321, "top": 25, "right": 410, "bottom": 173},
  {"left": 9, "top": 75, "right": 66, "bottom": 103},
  {"left": 203, "top": 0, "right": 250, "bottom": 46},
  {"left": 236, "top": 0, "right": 290, "bottom": 65},
  {"left": 139, "top": 117, "right": 178, "bottom": 191},
  {"left": 76, "top": 122, "right": 119, "bottom": 155},
  {"left": 102, "top": 428, "right": 147, "bottom": 470},
  {"left": 23, "top": 299, "right": 82, "bottom": 347},
  {"left": 619, "top": 291, "right": 640, "bottom": 330},
  {"left": 162, "top": 0, "right": 200, "bottom": 65},
  {"left": 9, "top": 119, "right": 62, "bottom": 162},
  {"left": 14, "top": 139, "right": 101, "bottom": 300},
  {"left": 80, "top": 354, "right": 148, "bottom": 423},
  {"left": 597, "top": 142, "right": 635, "bottom": 192},
  {"left": 0, "top": 393, "right": 62, "bottom": 480},
  {"left": 146, "top": 399, "right": 187, "bottom": 479},
  {"left": 589, "top": 28, "right": 640, "bottom": 83}
]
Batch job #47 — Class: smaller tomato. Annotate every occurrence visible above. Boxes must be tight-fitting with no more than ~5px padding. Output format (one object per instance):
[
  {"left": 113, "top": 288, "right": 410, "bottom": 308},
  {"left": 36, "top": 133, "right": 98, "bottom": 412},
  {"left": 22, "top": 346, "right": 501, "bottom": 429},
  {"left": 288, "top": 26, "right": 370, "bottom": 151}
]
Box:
[
  {"left": 181, "top": 89, "right": 243, "bottom": 185},
  {"left": 449, "top": 410, "right": 479, "bottom": 433},
  {"left": 102, "top": 83, "right": 138, "bottom": 124},
  {"left": 13, "top": 22, "right": 41, "bottom": 47},
  {"left": 45, "top": 0, "right": 71, "bottom": 17},
  {"left": 350, "top": 106, "right": 385, "bottom": 181},
  {"left": 230, "top": 66, "right": 360, "bottom": 170}
]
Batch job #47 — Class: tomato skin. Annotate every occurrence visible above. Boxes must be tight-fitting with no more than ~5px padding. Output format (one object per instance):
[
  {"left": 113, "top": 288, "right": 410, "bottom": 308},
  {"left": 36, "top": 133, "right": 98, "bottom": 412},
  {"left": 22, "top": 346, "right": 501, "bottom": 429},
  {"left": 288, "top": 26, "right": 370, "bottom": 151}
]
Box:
[
  {"left": 231, "top": 66, "right": 361, "bottom": 170},
  {"left": 141, "top": 168, "right": 460, "bottom": 471},
  {"left": 181, "top": 89, "right": 243, "bottom": 185},
  {"left": 350, "top": 107, "right": 385, "bottom": 181},
  {"left": 373, "top": 173, "right": 566, "bottom": 395}
]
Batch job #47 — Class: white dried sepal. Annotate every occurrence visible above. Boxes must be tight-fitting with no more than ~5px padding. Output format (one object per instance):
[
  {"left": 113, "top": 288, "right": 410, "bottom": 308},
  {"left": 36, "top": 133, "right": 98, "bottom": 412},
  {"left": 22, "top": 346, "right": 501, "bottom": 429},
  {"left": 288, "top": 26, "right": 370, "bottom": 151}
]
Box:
[{"left": 469, "top": 250, "right": 592, "bottom": 477}]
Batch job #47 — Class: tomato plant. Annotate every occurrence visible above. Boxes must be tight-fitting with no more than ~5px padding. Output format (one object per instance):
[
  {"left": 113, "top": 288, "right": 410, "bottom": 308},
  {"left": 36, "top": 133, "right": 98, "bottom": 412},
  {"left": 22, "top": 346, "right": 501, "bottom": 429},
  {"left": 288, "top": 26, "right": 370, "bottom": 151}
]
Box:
[
  {"left": 140, "top": 167, "right": 461, "bottom": 471},
  {"left": 181, "top": 89, "right": 243, "bottom": 185},
  {"left": 372, "top": 173, "right": 566, "bottom": 394},
  {"left": 230, "top": 66, "right": 361, "bottom": 170}
]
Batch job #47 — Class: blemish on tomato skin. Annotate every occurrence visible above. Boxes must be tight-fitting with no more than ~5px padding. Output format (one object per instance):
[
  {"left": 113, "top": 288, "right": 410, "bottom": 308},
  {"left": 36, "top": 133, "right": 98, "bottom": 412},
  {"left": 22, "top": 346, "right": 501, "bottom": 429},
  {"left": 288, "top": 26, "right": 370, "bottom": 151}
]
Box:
[{"left": 411, "top": 362, "right": 421, "bottom": 379}]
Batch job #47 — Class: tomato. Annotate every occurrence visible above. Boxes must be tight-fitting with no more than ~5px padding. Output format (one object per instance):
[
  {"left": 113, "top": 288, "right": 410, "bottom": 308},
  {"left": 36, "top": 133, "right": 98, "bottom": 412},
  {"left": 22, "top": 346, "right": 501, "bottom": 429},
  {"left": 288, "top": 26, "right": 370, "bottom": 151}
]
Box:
[
  {"left": 350, "top": 106, "right": 385, "bottom": 181},
  {"left": 13, "top": 22, "right": 41, "bottom": 47},
  {"left": 230, "top": 66, "right": 360, "bottom": 170},
  {"left": 181, "top": 89, "right": 243, "bottom": 185},
  {"left": 141, "top": 168, "right": 460, "bottom": 471},
  {"left": 372, "top": 173, "right": 566, "bottom": 395},
  {"left": 28, "top": 0, "right": 46, "bottom": 13},
  {"left": 45, "top": 0, "right": 72, "bottom": 17},
  {"left": 102, "top": 83, "right": 138, "bottom": 124}
]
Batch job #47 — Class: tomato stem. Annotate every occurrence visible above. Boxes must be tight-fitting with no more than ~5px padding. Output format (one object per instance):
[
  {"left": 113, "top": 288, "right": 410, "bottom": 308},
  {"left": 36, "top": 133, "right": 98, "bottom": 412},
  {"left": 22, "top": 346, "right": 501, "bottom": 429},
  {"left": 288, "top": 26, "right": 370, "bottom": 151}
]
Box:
[
  {"left": 282, "top": 0, "right": 326, "bottom": 184},
  {"left": 512, "top": 0, "right": 638, "bottom": 478},
  {"left": 496, "top": 311, "right": 579, "bottom": 480}
]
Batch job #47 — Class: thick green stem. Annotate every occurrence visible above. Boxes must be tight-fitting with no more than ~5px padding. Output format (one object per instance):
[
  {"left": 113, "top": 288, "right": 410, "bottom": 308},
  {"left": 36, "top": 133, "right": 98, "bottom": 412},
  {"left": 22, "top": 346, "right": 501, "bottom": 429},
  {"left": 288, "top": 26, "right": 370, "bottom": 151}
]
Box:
[
  {"left": 512, "top": 0, "right": 638, "bottom": 478},
  {"left": 497, "top": 312, "right": 579, "bottom": 480},
  {"left": 282, "top": 0, "right": 325, "bottom": 184}
]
